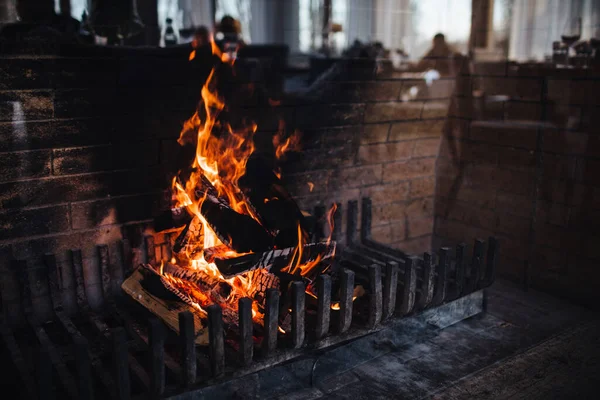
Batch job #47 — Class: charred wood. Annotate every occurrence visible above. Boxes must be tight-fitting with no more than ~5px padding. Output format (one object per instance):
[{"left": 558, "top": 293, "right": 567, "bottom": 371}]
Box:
[{"left": 214, "top": 241, "right": 336, "bottom": 278}]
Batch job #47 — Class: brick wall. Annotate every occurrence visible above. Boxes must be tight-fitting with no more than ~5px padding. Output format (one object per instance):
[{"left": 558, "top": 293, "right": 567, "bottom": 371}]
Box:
[
  {"left": 281, "top": 71, "right": 454, "bottom": 255},
  {"left": 0, "top": 48, "right": 211, "bottom": 317},
  {"left": 434, "top": 62, "right": 600, "bottom": 307},
  {"left": 0, "top": 46, "right": 453, "bottom": 321}
]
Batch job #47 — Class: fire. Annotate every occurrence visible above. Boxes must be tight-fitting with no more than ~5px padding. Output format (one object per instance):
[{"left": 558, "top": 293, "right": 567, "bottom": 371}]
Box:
[
  {"left": 273, "top": 121, "right": 302, "bottom": 160},
  {"left": 153, "top": 37, "right": 336, "bottom": 330}
]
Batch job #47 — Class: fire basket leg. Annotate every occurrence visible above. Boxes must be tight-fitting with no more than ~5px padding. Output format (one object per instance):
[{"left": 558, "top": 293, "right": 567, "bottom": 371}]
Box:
[
  {"left": 37, "top": 347, "right": 53, "bottom": 400},
  {"left": 75, "top": 336, "right": 94, "bottom": 400},
  {"left": 315, "top": 275, "right": 332, "bottom": 340},
  {"left": 291, "top": 281, "right": 306, "bottom": 348},
  {"left": 432, "top": 248, "right": 449, "bottom": 306},
  {"left": 208, "top": 304, "right": 225, "bottom": 377},
  {"left": 398, "top": 257, "right": 417, "bottom": 315},
  {"left": 112, "top": 327, "right": 130, "bottom": 400},
  {"left": 338, "top": 269, "right": 355, "bottom": 333},
  {"left": 263, "top": 288, "right": 279, "bottom": 357},
  {"left": 148, "top": 318, "right": 165, "bottom": 398},
  {"left": 480, "top": 236, "right": 498, "bottom": 288},
  {"left": 383, "top": 261, "right": 398, "bottom": 320},
  {"left": 368, "top": 264, "right": 382, "bottom": 328},
  {"left": 178, "top": 311, "right": 196, "bottom": 387},
  {"left": 238, "top": 297, "right": 253, "bottom": 366},
  {"left": 416, "top": 252, "right": 435, "bottom": 310},
  {"left": 454, "top": 243, "right": 466, "bottom": 299}
]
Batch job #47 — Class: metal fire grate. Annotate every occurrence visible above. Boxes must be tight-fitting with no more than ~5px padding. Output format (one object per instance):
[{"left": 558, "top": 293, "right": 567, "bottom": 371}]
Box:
[{"left": 0, "top": 197, "right": 497, "bottom": 399}]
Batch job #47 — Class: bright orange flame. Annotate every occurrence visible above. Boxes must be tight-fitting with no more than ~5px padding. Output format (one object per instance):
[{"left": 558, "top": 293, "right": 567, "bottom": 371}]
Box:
[
  {"left": 158, "top": 36, "right": 334, "bottom": 329},
  {"left": 162, "top": 37, "right": 273, "bottom": 324},
  {"left": 273, "top": 121, "right": 302, "bottom": 160}
]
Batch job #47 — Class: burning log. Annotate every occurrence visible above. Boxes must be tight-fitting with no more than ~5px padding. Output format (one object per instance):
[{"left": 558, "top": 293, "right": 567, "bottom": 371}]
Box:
[
  {"left": 139, "top": 262, "right": 279, "bottom": 323},
  {"left": 213, "top": 242, "right": 336, "bottom": 278},
  {"left": 194, "top": 175, "right": 274, "bottom": 253},
  {"left": 239, "top": 156, "right": 310, "bottom": 248}
]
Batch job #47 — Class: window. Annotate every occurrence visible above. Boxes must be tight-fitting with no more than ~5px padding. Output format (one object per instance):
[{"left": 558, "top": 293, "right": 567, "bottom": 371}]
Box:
[
  {"left": 299, "top": 0, "right": 348, "bottom": 54},
  {"left": 216, "top": 0, "right": 252, "bottom": 42},
  {"left": 508, "top": 0, "right": 600, "bottom": 61}
]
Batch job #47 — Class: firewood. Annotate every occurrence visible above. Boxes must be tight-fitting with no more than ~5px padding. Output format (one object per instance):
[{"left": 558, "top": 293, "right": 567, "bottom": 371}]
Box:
[
  {"left": 214, "top": 241, "right": 336, "bottom": 278},
  {"left": 193, "top": 174, "right": 275, "bottom": 253},
  {"left": 239, "top": 156, "right": 310, "bottom": 248}
]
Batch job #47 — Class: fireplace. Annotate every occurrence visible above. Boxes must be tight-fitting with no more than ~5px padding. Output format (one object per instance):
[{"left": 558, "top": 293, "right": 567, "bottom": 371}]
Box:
[{"left": 2, "top": 6, "right": 600, "bottom": 397}]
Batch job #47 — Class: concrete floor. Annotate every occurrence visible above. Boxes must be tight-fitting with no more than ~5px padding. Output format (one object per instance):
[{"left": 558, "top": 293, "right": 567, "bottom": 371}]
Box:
[{"left": 276, "top": 279, "right": 600, "bottom": 400}]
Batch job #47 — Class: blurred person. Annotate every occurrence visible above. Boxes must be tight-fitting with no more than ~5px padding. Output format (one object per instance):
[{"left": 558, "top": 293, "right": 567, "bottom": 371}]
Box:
[
  {"left": 416, "top": 33, "right": 459, "bottom": 76},
  {"left": 192, "top": 25, "right": 209, "bottom": 47},
  {"left": 214, "top": 15, "right": 245, "bottom": 59}
]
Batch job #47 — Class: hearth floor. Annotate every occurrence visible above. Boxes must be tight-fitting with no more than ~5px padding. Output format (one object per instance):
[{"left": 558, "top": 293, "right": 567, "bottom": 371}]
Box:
[{"left": 270, "top": 279, "right": 599, "bottom": 400}]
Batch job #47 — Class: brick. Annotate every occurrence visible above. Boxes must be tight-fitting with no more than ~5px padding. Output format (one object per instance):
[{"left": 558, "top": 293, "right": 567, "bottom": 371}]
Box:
[
  {"left": 0, "top": 167, "right": 162, "bottom": 209},
  {"left": 0, "top": 58, "right": 54, "bottom": 89},
  {"left": 372, "top": 202, "right": 407, "bottom": 223},
  {"left": 334, "top": 165, "right": 382, "bottom": 189},
  {"left": 422, "top": 78, "right": 456, "bottom": 99},
  {"left": 408, "top": 217, "right": 433, "bottom": 238},
  {"left": 118, "top": 56, "right": 200, "bottom": 87},
  {"left": 358, "top": 81, "right": 403, "bottom": 101},
  {"left": 361, "top": 124, "right": 389, "bottom": 144},
  {"left": 473, "top": 62, "right": 508, "bottom": 76},
  {"left": 543, "top": 129, "right": 589, "bottom": 155},
  {"left": 547, "top": 105, "right": 583, "bottom": 130},
  {"left": 495, "top": 212, "right": 530, "bottom": 239},
  {"left": 543, "top": 154, "right": 577, "bottom": 181},
  {"left": 575, "top": 158, "right": 600, "bottom": 186},
  {"left": 495, "top": 168, "right": 535, "bottom": 196},
  {"left": 485, "top": 77, "right": 543, "bottom": 101},
  {"left": 412, "top": 138, "right": 441, "bottom": 157},
  {"left": 410, "top": 177, "right": 436, "bottom": 198},
  {"left": 448, "top": 96, "right": 474, "bottom": 119},
  {"left": 297, "top": 103, "right": 365, "bottom": 128},
  {"left": 437, "top": 178, "right": 496, "bottom": 208},
  {"left": 406, "top": 197, "right": 434, "bottom": 218},
  {"left": 0, "top": 150, "right": 51, "bottom": 183},
  {"left": 54, "top": 89, "right": 117, "bottom": 118},
  {"left": 496, "top": 235, "right": 528, "bottom": 259},
  {"left": 364, "top": 101, "right": 422, "bottom": 123},
  {"left": 383, "top": 157, "right": 436, "bottom": 182},
  {"left": 504, "top": 101, "right": 542, "bottom": 121},
  {"left": 70, "top": 193, "right": 159, "bottom": 230},
  {"left": 304, "top": 125, "right": 363, "bottom": 149},
  {"left": 393, "top": 235, "right": 432, "bottom": 255},
  {"left": 285, "top": 170, "right": 332, "bottom": 197},
  {"left": 371, "top": 222, "right": 406, "bottom": 244},
  {"left": 497, "top": 147, "right": 536, "bottom": 171},
  {"left": 436, "top": 197, "right": 495, "bottom": 230},
  {"left": 0, "top": 90, "right": 53, "bottom": 122},
  {"left": 389, "top": 119, "right": 445, "bottom": 141},
  {"left": 55, "top": 58, "right": 118, "bottom": 88},
  {"left": 538, "top": 179, "right": 600, "bottom": 207},
  {"left": 421, "top": 100, "right": 450, "bottom": 118},
  {"left": 536, "top": 200, "right": 569, "bottom": 227},
  {"left": 461, "top": 142, "right": 499, "bottom": 165},
  {"left": 52, "top": 141, "right": 159, "bottom": 175},
  {"left": 546, "top": 79, "right": 588, "bottom": 105},
  {"left": 281, "top": 145, "right": 354, "bottom": 174},
  {"left": 0, "top": 205, "right": 70, "bottom": 240},
  {"left": 469, "top": 121, "right": 538, "bottom": 149},
  {"left": 495, "top": 191, "right": 533, "bottom": 218},
  {"left": 358, "top": 141, "right": 412, "bottom": 164},
  {"left": 362, "top": 182, "right": 410, "bottom": 204}
]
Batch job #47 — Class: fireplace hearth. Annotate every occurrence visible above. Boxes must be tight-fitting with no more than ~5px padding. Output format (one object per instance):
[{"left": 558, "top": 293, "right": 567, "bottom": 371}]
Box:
[{"left": 0, "top": 193, "right": 496, "bottom": 399}]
